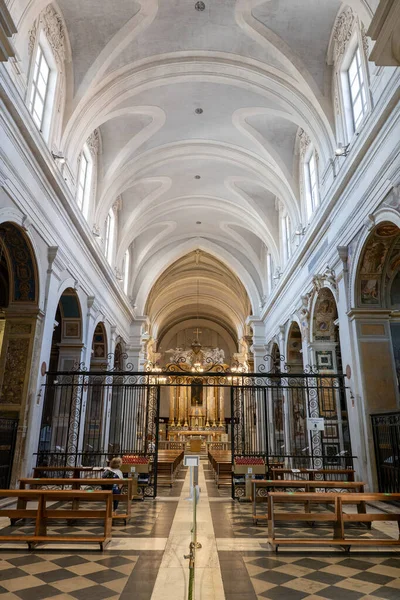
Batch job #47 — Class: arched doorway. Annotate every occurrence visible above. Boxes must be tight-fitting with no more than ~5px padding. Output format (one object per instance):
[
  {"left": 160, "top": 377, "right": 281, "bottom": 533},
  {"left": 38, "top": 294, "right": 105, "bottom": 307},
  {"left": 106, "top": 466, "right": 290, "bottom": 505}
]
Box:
[
  {"left": 37, "top": 288, "right": 83, "bottom": 462},
  {"left": 311, "top": 288, "right": 349, "bottom": 463},
  {"left": 82, "top": 323, "right": 109, "bottom": 455},
  {"left": 355, "top": 221, "right": 400, "bottom": 490},
  {"left": 0, "top": 222, "right": 39, "bottom": 486},
  {"left": 286, "top": 322, "right": 306, "bottom": 454}
]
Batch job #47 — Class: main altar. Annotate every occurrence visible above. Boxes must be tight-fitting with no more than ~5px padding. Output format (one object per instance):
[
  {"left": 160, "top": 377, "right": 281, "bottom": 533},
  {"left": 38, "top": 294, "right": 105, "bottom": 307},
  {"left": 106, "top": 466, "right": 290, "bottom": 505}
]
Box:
[{"left": 165, "top": 338, "right": 227, "bottom": 437}]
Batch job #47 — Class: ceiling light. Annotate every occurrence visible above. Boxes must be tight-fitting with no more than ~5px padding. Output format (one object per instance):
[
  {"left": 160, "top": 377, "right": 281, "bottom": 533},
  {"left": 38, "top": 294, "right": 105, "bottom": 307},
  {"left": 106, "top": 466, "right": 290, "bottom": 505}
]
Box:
[
  {"left": 51, "top": 151, "right": 66, "bottom": 164},
  {"left": 194, "top": 175, "right": 201, "bottom": 179},
  {"left": 195, "top": 2, "right": 205, "bottom": 11},
  {"left": 195, "top": 108, "right": 203, "bottom": 114},
  {"left": 335, "top": 143, "right": 350, "bottom": 157}
]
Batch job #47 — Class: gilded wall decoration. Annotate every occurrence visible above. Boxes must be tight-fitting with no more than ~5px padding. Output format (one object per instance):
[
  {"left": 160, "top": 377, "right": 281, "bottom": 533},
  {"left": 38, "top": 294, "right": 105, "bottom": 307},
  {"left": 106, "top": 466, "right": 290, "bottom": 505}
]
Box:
[
  {"left": 358, "top": 223, "right": 399, "bottom": 306},
  {"left": 63, "top": 320, "right": 80, "bottom": 338},
  {"left": 0, "top": 223, "right": 37, "bottom": 302},
  {"left": 1, "top": 338, "right": 30, "bottom": 404},
  {"left": 10, "top": 323, "right": 31, "bottom": 334}
]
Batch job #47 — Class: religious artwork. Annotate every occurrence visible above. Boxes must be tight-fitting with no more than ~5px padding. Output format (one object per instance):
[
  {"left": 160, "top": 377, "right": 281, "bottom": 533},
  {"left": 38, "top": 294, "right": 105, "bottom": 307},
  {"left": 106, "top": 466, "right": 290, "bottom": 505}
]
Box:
[
  {"left": 191, "top": 383, "right": 203, "bottom": 407},
  {"left": 316, "top": 350, "right": 333, "bottom": 370},
  {"left": 0, "top": 223, "right": 37, "bottom": 302},
  {"left": 64, "top": 320, "right": 80, "bottom": 338},
  {"left": 1, "top": 338, "right": 30, "bottom": 404},
  {"left": 358, "top": 224, "right": 400, "bottom": 306},
  {"left": 166, "top": 343, "right": 225, "bottom": 369},
  {"left": 313, "top": 289, "right": 337, "bottom": 341},
  {"left": 360, "top": 278, "right": 379, "bottom": 304}
]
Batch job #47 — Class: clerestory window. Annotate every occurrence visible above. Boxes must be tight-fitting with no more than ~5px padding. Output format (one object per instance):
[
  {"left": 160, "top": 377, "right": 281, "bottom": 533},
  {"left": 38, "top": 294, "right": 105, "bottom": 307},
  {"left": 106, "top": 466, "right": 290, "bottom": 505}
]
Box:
[
  {"left": 29, "top": 44, "right": 51, "bottom": 131},
  {"left": 76, "top": 146, "right": 92, "bottom": 219},
  {"left": 347, "top": 46, "right": 367, "bottom": 132}
]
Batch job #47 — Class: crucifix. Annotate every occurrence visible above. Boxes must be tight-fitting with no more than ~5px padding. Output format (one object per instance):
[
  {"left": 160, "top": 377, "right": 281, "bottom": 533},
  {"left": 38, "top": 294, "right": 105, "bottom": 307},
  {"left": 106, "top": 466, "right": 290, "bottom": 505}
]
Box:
[{"left": 193, "top": 327, "right": 202, "bottom": 338}]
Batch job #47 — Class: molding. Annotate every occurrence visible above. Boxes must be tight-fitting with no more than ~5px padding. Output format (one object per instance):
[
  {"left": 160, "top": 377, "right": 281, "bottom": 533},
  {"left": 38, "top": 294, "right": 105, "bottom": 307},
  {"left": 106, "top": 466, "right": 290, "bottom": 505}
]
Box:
[{"left": 0, "top": 0, "right": 17, "bottom": 62}]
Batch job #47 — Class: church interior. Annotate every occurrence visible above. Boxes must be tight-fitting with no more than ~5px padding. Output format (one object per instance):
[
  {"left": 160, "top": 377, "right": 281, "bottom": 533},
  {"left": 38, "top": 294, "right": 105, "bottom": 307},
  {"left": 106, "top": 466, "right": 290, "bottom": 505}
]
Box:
[{"left": 0, "top": 1, "right": 400, "bottom": 599}]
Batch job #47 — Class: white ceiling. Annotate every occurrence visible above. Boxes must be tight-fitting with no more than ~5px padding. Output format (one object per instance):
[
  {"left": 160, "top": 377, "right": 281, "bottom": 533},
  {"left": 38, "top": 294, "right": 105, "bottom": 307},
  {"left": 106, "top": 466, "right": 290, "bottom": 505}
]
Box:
[{"left": 10, "top": 0, "right": 376, "bottom": 338}]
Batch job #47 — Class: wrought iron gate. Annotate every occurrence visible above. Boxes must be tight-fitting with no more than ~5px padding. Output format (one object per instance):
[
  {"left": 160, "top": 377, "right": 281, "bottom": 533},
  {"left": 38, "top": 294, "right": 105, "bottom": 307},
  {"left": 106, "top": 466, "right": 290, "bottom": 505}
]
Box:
[
  {"left": 36, "top": 369, "right": 160, "bottom": 497},
  {"left": 0, "top": 417, "right": 18, "bottom": 488},
  {"left": 36, "top": 360, "right": 351, "bottom": 499},
  {"left": 371, "top": 411, "right": 400, "bottom": 493},
  {"left": 231, "top": 372, "right": 352, "bottom": 497}
]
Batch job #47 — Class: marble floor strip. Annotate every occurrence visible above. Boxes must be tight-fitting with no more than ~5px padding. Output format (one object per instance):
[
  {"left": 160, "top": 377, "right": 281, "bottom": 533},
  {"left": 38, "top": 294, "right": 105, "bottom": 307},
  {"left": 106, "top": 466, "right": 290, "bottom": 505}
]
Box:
[{"left": 150, "top": 462, "right": 226, "bottom": 600}]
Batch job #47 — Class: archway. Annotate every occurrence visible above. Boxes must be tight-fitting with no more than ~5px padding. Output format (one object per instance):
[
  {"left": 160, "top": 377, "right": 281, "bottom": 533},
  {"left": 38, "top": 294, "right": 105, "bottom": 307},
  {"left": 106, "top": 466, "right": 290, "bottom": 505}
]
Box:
[
  {"left": 0, "top": 222, "right": 39, "bottom": 487},
  {"left": 38, "top": 288, "right": 83, "bottom": 461},
  {"left": 354, "top": 221, "right": 400, "bottom": 491},
  {"left": 311, "top": 288, "right": 348, "bottom": 463},
  {"left": 286, "top": 322, "right": 306, "bottom": 454}
]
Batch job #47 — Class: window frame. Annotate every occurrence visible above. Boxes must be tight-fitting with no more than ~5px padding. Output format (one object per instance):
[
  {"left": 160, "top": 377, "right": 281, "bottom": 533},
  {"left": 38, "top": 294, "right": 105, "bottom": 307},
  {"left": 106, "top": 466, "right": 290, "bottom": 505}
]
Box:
[
  {"left": 123, "top": 249, "right": 130, "bottom": 295},
  {"left": 347, "top": 46, "right": 368, "bottom": 133},
  {"left": 76, "top": 145, "right": 93, "bottom": 219},
  {"left": 304, "top": 149, "right": 319, "bottom": 220},
  {"left": 339, "top": 34, "right": 370, "bottom": 142},
  {"left": 27, "top": 32, "right": 58, "bottom": 141},
  {"left": 104, "top": 209, "right": 115, "bottom": 265}
]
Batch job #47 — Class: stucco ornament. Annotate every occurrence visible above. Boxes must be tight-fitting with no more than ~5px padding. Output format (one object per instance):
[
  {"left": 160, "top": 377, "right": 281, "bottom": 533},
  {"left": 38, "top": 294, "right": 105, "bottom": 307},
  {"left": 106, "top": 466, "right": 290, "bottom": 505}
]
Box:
[
  {"left": 333, "top": 7, "right": 355, "bottom": 63},
  {"left": 298, "top": 128, "right": 311, "bottom": 158},
  {"left": 87, "top": 129, "right": 101, "bottom": 157}
]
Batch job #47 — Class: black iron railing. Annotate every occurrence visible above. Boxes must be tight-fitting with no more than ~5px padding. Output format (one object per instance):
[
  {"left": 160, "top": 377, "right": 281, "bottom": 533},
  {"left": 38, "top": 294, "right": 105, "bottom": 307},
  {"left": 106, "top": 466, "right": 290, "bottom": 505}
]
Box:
[{"left": 371, "top": 411, "right": 400, "bottom": 493}]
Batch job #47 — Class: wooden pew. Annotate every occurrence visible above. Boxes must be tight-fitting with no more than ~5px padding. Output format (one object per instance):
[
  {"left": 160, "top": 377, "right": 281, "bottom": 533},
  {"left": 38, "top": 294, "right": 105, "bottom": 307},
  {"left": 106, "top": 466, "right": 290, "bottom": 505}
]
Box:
[
  {"left": 208, "top": 450, "right": 232, "bottom": 487},
  {"left": 157, "top": 450, "right": 184, "bottom": 486},
  {"left": 18, "top": 478, "right": 133, "bottom": 523},
  {"left": 0, "top": 489, "right": 113, "bottom": 550},
  {"left": 251, "top": 479, "right": 366, "bottom": 524},
  {"left": 270, "top": 468, "right": 355, "bottom": 481},
  {"left": 267, "top": 491, "right": 400, "bottom": 550}
]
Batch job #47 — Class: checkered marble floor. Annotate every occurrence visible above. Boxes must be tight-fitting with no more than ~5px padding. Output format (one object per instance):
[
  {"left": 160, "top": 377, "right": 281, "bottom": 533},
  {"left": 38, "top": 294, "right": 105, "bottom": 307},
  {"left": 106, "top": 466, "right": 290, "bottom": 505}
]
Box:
[
  {"left": 222, "top": 501, "right": 393, "bottom": 541},
  {"left": 0, "top": 551, "right": 139, "bottom": 599},
  {"left": 242, "top": 553, "right": 400, "bottom": 600}
]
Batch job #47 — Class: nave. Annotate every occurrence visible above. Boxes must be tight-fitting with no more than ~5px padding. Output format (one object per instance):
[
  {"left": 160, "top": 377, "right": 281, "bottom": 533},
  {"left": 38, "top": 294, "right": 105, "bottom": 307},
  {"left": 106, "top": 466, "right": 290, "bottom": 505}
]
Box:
[{"left": 1, "top": 456, "right": 400, "bottom": 600}]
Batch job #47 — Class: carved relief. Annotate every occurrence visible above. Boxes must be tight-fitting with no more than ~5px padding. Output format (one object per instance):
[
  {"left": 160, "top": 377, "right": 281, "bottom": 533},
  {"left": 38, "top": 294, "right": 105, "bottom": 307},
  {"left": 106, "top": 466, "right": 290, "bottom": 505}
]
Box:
[
  {"left": 333, "top": 7, "right": 355, "bottom": 63},
  {"left": 87, "top": 129, "right": 100, "bottom": 156},
  {"left": 28, "top": 22, "right": 37, "bottom": 56},
  {"left": 42, "top": 5, "right": 66, "bottom": 66},
  {"left": 1, "top": 338, "right": 30, "bottom": 404},
  {"left": 298, "top": 128, "right": 311, "bottom": 159},
  {"left": 10, "top": 323, "right": 32, "bottom": 334}
]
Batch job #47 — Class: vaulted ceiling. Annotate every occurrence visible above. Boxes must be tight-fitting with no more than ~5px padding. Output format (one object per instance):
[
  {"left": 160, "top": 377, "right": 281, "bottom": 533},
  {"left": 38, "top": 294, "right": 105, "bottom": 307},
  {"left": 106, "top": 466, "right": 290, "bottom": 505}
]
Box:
[{"left": 10, "top": 0, "right": 376, "bottom": 334}]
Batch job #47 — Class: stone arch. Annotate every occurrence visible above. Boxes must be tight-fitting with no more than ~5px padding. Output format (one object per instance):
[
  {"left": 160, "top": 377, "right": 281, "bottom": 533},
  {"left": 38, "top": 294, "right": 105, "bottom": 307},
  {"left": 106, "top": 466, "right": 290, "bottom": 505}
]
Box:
[
  {"left": 90, "top": 322, "right": 108, "bottom": 368},
  {"left": 0, "top": 222, "right": 40, "bottom": 487},
  {"left": 310, "top": 287, "right": 341, "bottom": 373},
  {"left": 286, "top": 321, "right": 303, "bottom": 370}
]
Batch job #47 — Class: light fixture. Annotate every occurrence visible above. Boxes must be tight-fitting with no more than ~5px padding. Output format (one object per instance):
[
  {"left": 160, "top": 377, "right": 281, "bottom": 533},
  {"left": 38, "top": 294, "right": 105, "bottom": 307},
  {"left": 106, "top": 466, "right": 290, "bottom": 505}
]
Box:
[
  {"left": 115, "top": 268, "right": 123, "bottom": 282},
  {"left": 194, "top": 175, "right": 201, "bottom": 179},
  {"left": 195, "top": 2, "right": 205, "bottom": 11},
  {"left": 51, "top": 151, "right": 66, "bottom": 164},
  {"left": 92, "top": 226, "right": 101, "bottom": 238},
  {"left": 295, "top": 225, "right": 306, "bottom": 236},
  {"left": 196, "top": 221, "right": 202, "bottom": 225},
  {"left": 273, "top": 268, "right": 282, "bottom": 280},
  {"left": 335, "top": 143, "right": 350, "bottom": 157},
  {"left": 195, "top": 108, "right": 203, "bottom": 114}
]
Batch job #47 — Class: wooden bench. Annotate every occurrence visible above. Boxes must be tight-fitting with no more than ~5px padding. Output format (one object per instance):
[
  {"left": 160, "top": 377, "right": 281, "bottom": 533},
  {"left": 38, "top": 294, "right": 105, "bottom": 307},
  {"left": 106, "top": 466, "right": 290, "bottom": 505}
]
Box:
[
  {"left": 267, "top": 491, "right": 400, "bottom": 550},
  {"left": 157, "top": 450, "right": 184, "bottom": 486},
  {"left": 0, "top": 489, "right": 113, "bottom": 550},
  {"left": 252, "top": 479, "right": 366, "bottom": 524},
  {"left": 18, "top": 478, "right": 133, "bottom": 524},
  {"left": 270, "top": 468, "right": 355, "bottom": 482},
  {"left": 32, "top": 466, "right": 104, "bottom": 479},
  {"left": 208, "top": 450, "right": 232, "bottom": 487}
]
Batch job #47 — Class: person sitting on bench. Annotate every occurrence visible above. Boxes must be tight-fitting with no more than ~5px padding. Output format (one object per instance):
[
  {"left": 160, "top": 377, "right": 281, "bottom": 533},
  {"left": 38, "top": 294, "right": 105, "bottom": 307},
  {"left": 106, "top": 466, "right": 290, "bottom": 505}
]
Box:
[{"left": 102, "top": 457, "right": 124, "bottom": 514}]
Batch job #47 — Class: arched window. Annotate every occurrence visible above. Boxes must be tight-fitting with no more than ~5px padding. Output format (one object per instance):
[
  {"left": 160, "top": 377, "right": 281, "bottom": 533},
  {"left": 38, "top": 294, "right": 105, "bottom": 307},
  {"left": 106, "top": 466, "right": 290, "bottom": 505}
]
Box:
[
  {"left": 28, "top": 36, "right": 58, "bottom": 141},
  {"left": 104, "top": 209, "right": 115, "bottom": 264},
  {"left": 123, "top": 248, "right": 130, "bottom": 295},
  {"left": 282, "top": 213, "right": 291, "bottom": 263},
  {"left": 304, "top": 150, "right": 319, "bottom": 220},
  {"left": 76, "top": 144, "right": 93, "bottom": 219}
]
